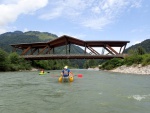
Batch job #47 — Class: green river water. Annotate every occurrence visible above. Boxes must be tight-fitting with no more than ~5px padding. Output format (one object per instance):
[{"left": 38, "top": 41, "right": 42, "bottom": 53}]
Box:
[{"left": 0, "top": 69, "right": 150, "bottom": 113}]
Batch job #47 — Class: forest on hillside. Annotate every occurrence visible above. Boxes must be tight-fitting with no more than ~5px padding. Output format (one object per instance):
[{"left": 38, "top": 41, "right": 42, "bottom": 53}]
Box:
[{"left": 0, "top": 31, "right": 57, "bottom": 52}]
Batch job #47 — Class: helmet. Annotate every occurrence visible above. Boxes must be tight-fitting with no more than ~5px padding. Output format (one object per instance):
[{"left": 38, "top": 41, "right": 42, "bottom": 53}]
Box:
[{"left": 64, "top": 66, "right": 68, "bottom": 69}]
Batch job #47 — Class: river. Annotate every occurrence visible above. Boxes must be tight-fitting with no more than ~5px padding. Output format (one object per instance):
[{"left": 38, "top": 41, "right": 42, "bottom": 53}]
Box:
[{"left": 0, "top": 69, "right": 150, "bottom": 113}]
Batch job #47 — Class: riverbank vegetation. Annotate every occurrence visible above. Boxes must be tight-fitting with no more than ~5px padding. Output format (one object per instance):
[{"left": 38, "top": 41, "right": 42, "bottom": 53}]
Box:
[
  {"left": 0, "top": 47, "right": 103, "bottom": 71},
  {"left": 0, "top": 49, "right": 31, "bottom": 71},
  {"left": 100, "top": 47, "right": 150, "bottom": 70},
  {"left": 0, "top": 49, "right": 73, "bottom": 71},
  {"left": 0, "top": 46, "right": 149, "bottom": 72}
]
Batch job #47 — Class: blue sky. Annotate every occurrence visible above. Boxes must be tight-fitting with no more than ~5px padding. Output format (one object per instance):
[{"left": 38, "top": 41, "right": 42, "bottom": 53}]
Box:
[{"left": 0, "top": 0, "right": 150, "bottom": 48}]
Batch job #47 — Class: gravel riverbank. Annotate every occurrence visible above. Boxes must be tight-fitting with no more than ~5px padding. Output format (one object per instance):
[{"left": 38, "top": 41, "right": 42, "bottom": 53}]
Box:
[
  {"left": 31, "top": 65, "right": 150, "bottom": 75},
  {"left": 110, "top": 64, "right": 150, "bottom": 75}
]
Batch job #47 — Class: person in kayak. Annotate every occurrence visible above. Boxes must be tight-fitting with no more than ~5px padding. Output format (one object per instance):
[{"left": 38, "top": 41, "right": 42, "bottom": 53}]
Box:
[
  {"left": 61, "top": 66, "right": 71, "bottom": 82},
  {"left": 40, "top": 69, "right": 44, "bottom": 74}
]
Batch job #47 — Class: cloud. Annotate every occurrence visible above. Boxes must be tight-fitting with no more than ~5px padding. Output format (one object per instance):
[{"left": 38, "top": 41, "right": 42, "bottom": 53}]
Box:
[
  {"left": 134, "top": 41, "right": 141, "bottom": 44},
  {"left": 131, "top": 28, "right": 144, "bottom": 33},
  {"left": 0, "top": 25, "right": 17, "bottom": 34},
  {"left": 40, "top": 0, "right": 89, "bottom": 20},
  {"left": 40, "top": 7, "right": 64, "bottom": 20},
  {"left": 126, "top": 39, "right": 143, "bottom": 48},
  {"left": 0, "top": 0, "right": 143, "bottom": 34},
  {"left": 0, "top": 0, "right": 48, "bottom": 27},
  {"left": 0, "top": 28, "right": 7, "bottom": 34},
  {"left": 130, "top": 0, "right": 142, "bottom": 8},
  {"left": 40, "top": 0, "right": 142, "bottom": 30}
]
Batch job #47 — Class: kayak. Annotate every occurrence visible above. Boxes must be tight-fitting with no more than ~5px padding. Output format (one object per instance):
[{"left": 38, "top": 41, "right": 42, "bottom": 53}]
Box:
[
  {"left": 69, "top": 76, "right": 73, "bottom": 82},
  {"left": 58, "top": 76, "right": 74, "bottom": 82},
  {"left": 39, "top": 72, "right": 47, "bottom": 75}
]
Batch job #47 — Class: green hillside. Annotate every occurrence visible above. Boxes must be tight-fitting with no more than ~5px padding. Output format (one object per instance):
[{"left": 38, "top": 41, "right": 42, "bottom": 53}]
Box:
[
  {"left": 25, "top": 31, "right": 57, "bottom": 40},
  {"left": 0, "top": 31, "right": 58, "bottom": 52},
  {"left": 124, "top": 39, "right": 150, "bottom": 53},
  {"left": 0, "top": 30, "right": 86, "bottom": 54},
  {"left": 0, "top": 31, "right": 87, "bottom": 69}
]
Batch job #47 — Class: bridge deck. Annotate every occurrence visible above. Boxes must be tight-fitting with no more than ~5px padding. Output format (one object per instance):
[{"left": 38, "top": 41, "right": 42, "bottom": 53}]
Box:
[{"left": 22, "top": 54, "right": 124, "bottom": 60}]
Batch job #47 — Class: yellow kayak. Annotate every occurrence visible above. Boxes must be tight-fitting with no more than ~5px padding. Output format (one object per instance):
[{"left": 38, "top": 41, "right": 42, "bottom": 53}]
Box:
[
  {"left": 58, "top": 76, "right": 74, "bottom": 82},
  {"left": 39, "top": 72, "right": 47, "bottom": 75}
]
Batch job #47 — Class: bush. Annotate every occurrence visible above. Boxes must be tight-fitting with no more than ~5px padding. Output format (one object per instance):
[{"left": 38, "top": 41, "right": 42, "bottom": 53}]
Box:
[
  {"left": 8, "top": 64, "right": 20, "bottom": 71},
  {"left": 137, "top": 46, "right": 146, "bottom": 55},
  {"left": 7, "top": 53, "right": 31, "bottom": 71},
  {"left": 0, "top": 50, "right": 32, "bottom": 71},
  {"left": 142, "top": 54, "right": 150, "bottom": 66},
  {"left": 101, "top": 58, "right": 124, "bottom": 70},
  {"left": 124, "top": 55, "right": 143, "bottom": 66},
  {"left": 101, "top": 53, "right": 150, "bottom": 70},
  {"left": 8, "top": 52, "right": 21, "bottom": 64},
  {"left": 0, "top": 49, "right": 9, "bottom": 71},
  {"left": 128, "top": 46, "right": 146, "bottom": 55}
]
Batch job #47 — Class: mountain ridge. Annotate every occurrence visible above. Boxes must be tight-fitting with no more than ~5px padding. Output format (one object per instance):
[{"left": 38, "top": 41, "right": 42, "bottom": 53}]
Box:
[
  {"left": 124, "top": 39, "right": 150, "bottom": 53},
  {"left": 0, "top": 30, "right": 85, "bottom": 54}
]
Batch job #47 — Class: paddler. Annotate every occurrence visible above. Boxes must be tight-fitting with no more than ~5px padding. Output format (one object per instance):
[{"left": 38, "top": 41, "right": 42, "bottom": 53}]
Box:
[
  {"left": 40, "top": 69, "right": 44, "bottom": 74},
  {"left": 61, "top": 66, "right": 71, "bottom": 82}
]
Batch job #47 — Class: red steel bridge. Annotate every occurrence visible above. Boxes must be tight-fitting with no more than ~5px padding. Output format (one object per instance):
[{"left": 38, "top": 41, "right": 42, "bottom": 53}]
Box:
[{"left": 10, "top": 35, "right": 130, "bottom": 60}]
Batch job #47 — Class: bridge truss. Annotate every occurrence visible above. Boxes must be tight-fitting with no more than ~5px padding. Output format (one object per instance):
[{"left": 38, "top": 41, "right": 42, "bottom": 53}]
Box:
[{"left": 10, "top": 35, "right": 130, "bottom": 60}]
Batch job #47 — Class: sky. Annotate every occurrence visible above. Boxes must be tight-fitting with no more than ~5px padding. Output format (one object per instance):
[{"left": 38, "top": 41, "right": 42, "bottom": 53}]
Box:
[{"left": 0, "top": 0, "right": 150, "bottom": 48}]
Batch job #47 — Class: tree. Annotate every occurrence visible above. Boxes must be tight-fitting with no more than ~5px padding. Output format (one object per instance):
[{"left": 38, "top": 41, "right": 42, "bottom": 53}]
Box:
[
  {"left": 0, "top": 49, "right": 9, "bottom": 71},
  {"left": 128, "top": 49, "right": 137, "bottom": 55},
  {"left": 8, "top": 52, "right": 20, "bottom": 64},
  {"left": 137, "top": 46, "right": 146, "bottom": 55},
  {"left": 83, "top": 60, "right": 89, "bottom": 69}
]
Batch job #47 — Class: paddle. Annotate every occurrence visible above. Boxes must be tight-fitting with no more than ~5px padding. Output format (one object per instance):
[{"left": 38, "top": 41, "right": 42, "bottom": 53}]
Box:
[
  {"left": 74, "top": 74, "right": 83, "bottom": 78},
  {"left": 77, "top": 74, "right": 83, "bottom": 78},
  {"left": 51, "top": 74, "right": 83, "bottom": 78},
  {"left": 47, "top": 70, "right": 83, "bottom": 79}
]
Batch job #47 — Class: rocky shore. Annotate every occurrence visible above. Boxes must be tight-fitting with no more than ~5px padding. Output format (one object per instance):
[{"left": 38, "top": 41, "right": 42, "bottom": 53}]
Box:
[
  {"left": 30, "top": 68, "right": 39, "bottom": 71},
  {"left": 31, "top": 65, "right": 150, "bottom": 75},
  {"left": 88, "top": 67, "right": 99, "bottom": 71},
  {"left": 110, "top": 64, "right": 150, "bottom": 75}
]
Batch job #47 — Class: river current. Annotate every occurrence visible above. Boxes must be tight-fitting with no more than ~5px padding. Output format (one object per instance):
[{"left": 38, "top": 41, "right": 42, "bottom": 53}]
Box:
[{"left": 0, "top": 69, "right": 150, "bottom": 113}]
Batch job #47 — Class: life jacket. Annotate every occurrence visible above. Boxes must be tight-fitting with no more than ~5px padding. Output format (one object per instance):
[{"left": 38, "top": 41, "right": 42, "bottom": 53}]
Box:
[{"left": 63, "top": 69, "right": 69, "bottom": 77}]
